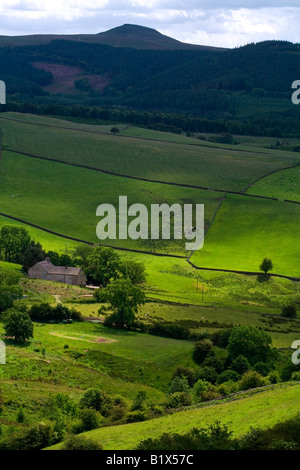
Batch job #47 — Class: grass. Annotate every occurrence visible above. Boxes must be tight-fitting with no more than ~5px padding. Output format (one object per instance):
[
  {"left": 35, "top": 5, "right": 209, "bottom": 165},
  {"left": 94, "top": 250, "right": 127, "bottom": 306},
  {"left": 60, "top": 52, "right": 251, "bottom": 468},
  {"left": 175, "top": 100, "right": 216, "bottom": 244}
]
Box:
[
  {"left": 247, "top": 166, "right": 300, "bottom": 202},
  {"left": 1, "top": 112, "right": 299, "bottom": 192},
  {"left": 190, "top": 193, "right": 300, "bottom": 277},
  {"left": 47, "top": 383, "right": 300, "bottom": 450},
  {"left": 0, "top": 150, "right": 219, "bottom": 253}
]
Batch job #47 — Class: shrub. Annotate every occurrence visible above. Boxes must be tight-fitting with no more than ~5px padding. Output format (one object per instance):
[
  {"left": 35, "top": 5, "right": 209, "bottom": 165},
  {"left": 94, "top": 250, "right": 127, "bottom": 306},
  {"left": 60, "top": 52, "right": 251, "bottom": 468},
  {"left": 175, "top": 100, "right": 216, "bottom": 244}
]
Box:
[
  {"left": 172, "top": 366, "right": 197, "bottom": 387},
  {"left": 193, "top": 339, "right": 213, "bottom": 364},
  {"left": 210, "top": 329, "right": 233, "bottom": 348},
  {"left": 168, "top": 376, "right": 190, "bottom": 395},
  {"left": 192, "top": 379, "right": 209, "bottom": 401},
  {"left": 253, "top": 362, "right": 271, "bottom": 376},
  {"left": 165, "top": 392, "right": 192, "bottom": 409},
  {"left": 197, "top": 366, "right": 218, "bottom": 384},
  {"left": 281, "top": 304, "right": 297, "bottom": 318},
  {"left": 80, "top": 388, "right": 107, "bottom": 412},
  {"left": 5, "top": 309, "right": 33, "bottom": 344},
  {"left": 72, "top": 408, "right": 101, "bottom": 433},
  {"left": 239, "top": 370, "right": 265, "bottom": 390},
  {"left": 125, "top": 410, "right": 147, "bottom": 423},
  {"left": 61, "top": 434, "right": 103, "bottom": 450},
  {"left": 202, "top": 356, "right": 225, "bottom": 374},
  {"left": 147, "top": 322, "right": 190, "bottom": 340},
  {"left": 230, "top": 355, "right": 251, "bottom": 374},
  {"left": 217, "top": 370, "right": 240, "bottom": 384},
  {"left": 131, "top": 391, "right": 147, "bottom": 411}
]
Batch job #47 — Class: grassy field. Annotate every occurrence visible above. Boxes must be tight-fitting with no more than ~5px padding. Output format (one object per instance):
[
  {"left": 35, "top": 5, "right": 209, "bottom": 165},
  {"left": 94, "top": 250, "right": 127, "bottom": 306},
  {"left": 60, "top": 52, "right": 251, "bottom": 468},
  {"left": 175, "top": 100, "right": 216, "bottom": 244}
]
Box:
[
  {"left": 47, "top": 383, "right": 300, "bottom": 450},
  {"left": 1, "top": 113, "right": 299, "bottom": 192},
  {"left": 247, "top": 166, "right": 300, "bottom": 202},
  {"left": 190, "top": 193, "right": 300, "bottom": 277},
  {"left": 0, "top": 150, "right": 220, "bottom": 253}
]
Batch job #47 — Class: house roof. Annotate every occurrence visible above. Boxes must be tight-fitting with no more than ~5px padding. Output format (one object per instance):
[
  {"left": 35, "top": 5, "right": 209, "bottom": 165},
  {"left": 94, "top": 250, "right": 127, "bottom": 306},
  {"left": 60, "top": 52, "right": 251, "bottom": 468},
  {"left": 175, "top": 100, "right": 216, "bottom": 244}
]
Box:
[{"left": 31, "top": 259, "right": 84, "bottom": 277}]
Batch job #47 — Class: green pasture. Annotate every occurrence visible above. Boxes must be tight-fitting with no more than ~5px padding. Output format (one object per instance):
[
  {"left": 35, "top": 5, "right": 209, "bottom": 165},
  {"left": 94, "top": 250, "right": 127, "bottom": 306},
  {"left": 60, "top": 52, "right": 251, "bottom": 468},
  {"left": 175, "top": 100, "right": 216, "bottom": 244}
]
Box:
[
  {"left": 1, "top": 113, "right": 299, "bottom": 192},
  {"left": 0, "top": 320, "right": 194, "bottom": 395},
  {"left": 0, "top": 150, "right": 220, "bottom": 253},
  {"left": 48, "top": 383, "right": 300, "bottom": 450},
  {"left": 247, "top": 166, "right": 300, "bottom": 202},
  {"left": 190, "top": 194, "right": 300, "bottom": 277}
]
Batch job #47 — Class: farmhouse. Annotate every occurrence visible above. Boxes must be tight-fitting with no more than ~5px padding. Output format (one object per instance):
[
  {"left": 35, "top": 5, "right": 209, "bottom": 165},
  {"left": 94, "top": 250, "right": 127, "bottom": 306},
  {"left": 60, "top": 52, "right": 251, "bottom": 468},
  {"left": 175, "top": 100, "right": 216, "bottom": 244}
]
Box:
[{"left": 28, "top": 257, "right": 86, "bottom": 286}]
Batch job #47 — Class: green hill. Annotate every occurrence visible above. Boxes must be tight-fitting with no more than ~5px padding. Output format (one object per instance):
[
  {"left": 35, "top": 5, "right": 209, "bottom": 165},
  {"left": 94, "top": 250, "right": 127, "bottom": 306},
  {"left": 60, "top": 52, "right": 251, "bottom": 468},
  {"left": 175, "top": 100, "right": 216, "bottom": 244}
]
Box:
[{"left": 47, "top": 383, "right": 300, "bottom": 450}]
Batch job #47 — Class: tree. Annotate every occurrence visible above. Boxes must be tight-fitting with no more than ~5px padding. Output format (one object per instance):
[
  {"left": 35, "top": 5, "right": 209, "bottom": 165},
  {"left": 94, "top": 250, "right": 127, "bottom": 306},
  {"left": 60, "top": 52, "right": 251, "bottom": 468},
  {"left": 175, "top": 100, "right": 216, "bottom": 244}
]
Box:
[
  {"left": 21, "top": 240, "right": 45, "bottom": 271},
  {"left": 193, "top": 339, "right": 213, "bottom": 364},
  {"left": 0, "top": 225, "right": 31, "bottom": 262},
  {"left": 281, "top": 304, "right": 297, "bottom": 318},
  {"left": 5, "top": 309, "right": 33, "bottom": 344},
  {"left": 110, "top": 127, "right": 119, "bottom": 135},
  {"left": 0, "top": 285, "right": 23, "bottom": 313},
  {"left": 86, "top": 246, "right": 122, "bottom": 287},
  {"left": 120, "top": 259, "right": 146, "bottom": 285},
  {"left": 228, "top": 326, "right": 274, "bottom": 366},
  {"left": 259, "top": 258, "right": 273, "bottom": 274},
  {"left": 99, "top": 278, "right": 145, "bottom": 328}
]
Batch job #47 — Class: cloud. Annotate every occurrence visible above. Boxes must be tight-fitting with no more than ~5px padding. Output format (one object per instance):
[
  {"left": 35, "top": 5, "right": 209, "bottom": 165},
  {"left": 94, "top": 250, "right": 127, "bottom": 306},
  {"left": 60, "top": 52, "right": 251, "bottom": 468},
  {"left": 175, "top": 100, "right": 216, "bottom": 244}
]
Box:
[{"left": 0, "top": 1, "right": 299, "bottom": 48}]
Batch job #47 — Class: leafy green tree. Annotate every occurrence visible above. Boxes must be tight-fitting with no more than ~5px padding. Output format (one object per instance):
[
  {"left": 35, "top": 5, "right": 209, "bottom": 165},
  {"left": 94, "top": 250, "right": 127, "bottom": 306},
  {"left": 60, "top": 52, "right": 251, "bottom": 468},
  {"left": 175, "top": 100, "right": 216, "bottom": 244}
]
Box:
[
  {"left": 86, "top": 246, "right": 123, "bottom": 287},
  {"left": 228, "top": 326, "right": 273, "bottom": 366},
  {"left": 120, "top": 259, "right": 146, "bottom": 285},
  {"left": 168, "top": 376, "right": 190, "bottom": 395},
  {"left": 0, "top": 225, "right": 31, "bottom": 262},
  {"left": 98, "top": 278, "right": 146, "bottom": 328},
  {"left": 21, "top": 240, "right": 45, "bottom": 271},
  {"left": 193, "top": 339, "right": 213, "bottom": 364},
  {"left": 230, "top": 355, "right": 251, "bottom": 375},
  {"left": 259, "top": 258, "right": 273, "bottom": 274},
  {"left": 4, "top": 309, "right": 33, "bottom": 344},
  {"left": 80, "top": 388, "right": 107, "bottom": 412},
  {"left": 238, "top": 370, "right": 265, "bottom": 390}
]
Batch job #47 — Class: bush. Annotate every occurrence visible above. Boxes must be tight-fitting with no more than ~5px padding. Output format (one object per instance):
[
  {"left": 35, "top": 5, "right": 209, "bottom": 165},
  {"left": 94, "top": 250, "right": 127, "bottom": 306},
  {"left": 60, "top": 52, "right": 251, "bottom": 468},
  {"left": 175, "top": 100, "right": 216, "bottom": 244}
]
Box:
[
  {"left": 147, "top": 322, "right": 190, "bottom": 340},
  {"left": 210, "top": 329, "right": 232, "bottom": 348},
  {"left": 281, "top": 304, "right": 297, "bottom": 318},
  {"left": 217, "top": 370, "right": 240, "bottom": 384},
  {"left": 5, "top": 309, "right": 33, "bottom": 344},
  {"left": 72, "top": 408, "right": 101, "bottom": 433},
  {"left": 193, "top": 339, "right": 213, "bottom": 364},
  {"left": 238, "top": 370, "right": 265, "bottom": 390},
  {"left": 172, "top": 366, "right": 197, "bottom": 387},
  {"left": 165, "top": 392, "right": 192, "bottom": 409},
  {"left": 125, "top": 410, "right": 147, "bottom": 423},
  {"left": 192, "top": 379, "right": 209, "bottom": 401},
  {"left": 168, "top": 376, "right": 190, "bottom": 395},
  {"left": 197, "top": 366, "right": 218, "bottom": 384},
  {"left": 80, "top": 388, "right": 107, "bottom": 412},
  {"left": 253, "top": 362, "right": 271, "bottom": 376},
  {"left": 230, "top": 355, "right": 251, "bottom": 374},
  {"left": 202, "top": 356, "right": 225, "bottom": 374},
  {"left": 61, "top": 434, "right": 103, "bottom": 450},
  {"left": 29, "top": 303, "right": 82, "bottom": 323}
]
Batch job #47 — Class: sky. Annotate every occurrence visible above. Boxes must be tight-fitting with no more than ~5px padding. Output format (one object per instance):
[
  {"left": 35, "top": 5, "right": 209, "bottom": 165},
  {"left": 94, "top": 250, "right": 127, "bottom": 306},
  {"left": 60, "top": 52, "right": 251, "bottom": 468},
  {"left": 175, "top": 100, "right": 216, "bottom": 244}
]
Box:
[{"left": 0, "top": 1, "right": 299, "bottom": 48}]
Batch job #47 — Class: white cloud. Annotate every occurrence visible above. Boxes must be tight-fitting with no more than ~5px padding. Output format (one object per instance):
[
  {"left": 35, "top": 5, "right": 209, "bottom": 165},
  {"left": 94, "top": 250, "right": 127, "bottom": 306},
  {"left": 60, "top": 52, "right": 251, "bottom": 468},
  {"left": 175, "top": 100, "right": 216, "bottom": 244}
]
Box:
[{"left": 0, "top": 1, "right": 299, "bottom": 47}]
